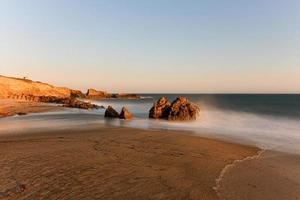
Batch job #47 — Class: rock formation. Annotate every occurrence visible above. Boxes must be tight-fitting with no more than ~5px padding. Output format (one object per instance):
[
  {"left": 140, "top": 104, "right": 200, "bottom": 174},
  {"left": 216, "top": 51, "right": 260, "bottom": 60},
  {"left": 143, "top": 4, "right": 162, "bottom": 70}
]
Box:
[
  {"left": 119, "top": 107, "right": 133, "bottom": 120},
  {"left": 110, "top": 93, "right": 141, "bottom": 99},
  {"left": 62, "top": 99, "right": 101, "bottom": 109},
  {"left": 70, "top": 90, "right": 85, "bottom": 98},
  {"left": 86, "top": 88, "right": 141, "bottom": 99},
  {"left": 167, "top": 97, "right": 199, "bottom": 121},
  {"left": 0, "top": 75, "right": 102, "bottom": 110},
  {"left": 149, "top": 97, "right": 199, "bottom": 121},
  {"left": 0, "top": 75, "right": 71, "bottom": 99},
  {"left": 104, "top": 106, "right": 120, "bottom": 118},
  {"left": 149, "top": 97, "right": 171, "bottom": 119},
  {"left": 86, "top": 89, "right": 108, "bottom": 99},
  {"left": 0, "top": 75, "right": 140, "bottom": 111}
]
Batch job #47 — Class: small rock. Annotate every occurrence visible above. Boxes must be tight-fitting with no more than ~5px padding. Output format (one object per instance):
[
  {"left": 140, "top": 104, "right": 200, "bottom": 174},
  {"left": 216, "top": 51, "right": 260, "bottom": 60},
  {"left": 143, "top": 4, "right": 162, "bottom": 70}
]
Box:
[
  {"left": 119, "top": 107, "right": 133, "bottom": 120},
  {"left": 104, "top": 106, "right": 119, "bottom": 118},
  {"left": 17, "top": 112, "right": 27, "bottom": 116}
]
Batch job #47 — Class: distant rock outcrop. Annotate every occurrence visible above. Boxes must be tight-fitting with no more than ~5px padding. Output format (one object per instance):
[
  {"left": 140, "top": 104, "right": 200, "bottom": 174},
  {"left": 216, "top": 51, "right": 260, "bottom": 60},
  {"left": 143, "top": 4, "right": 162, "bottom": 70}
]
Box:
[
  {"left": 119, "top": 107, "right": 133, "bottom": 120},
  {"left": 110, "top": 93, "right": 140, "bottom": 99},
  {"left": 86, "top": 89, "right": 108, "bottom": 99},
  {"left": 70, "top": 90, "right": 85, "bottom": 98},
  {"left": 86, "top": 88, "right": 140, "bottom": 99},
  {"left": 104, "top": 106, "right": 120, "bottom": 118},
  {"left": 149, "top": 97, "right": 199, "bottom": 121}
]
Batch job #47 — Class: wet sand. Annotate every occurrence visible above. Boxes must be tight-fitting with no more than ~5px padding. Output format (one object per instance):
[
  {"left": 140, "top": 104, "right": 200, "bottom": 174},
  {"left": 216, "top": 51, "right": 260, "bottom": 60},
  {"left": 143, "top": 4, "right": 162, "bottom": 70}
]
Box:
[
  {"left": 218, "top": 150, "right": 300, "bottom": 200},
  {"left": 0, "top": 99, "right": 63, "bottom": 117},
  {"left": 0, "top": 125, "right": 259, "bottom": 200}
]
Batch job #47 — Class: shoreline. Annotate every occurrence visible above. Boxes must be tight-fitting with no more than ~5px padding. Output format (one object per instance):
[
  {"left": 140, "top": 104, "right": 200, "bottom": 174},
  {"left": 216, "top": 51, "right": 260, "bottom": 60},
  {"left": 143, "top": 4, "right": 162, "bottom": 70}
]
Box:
[
  {"left": 1, "top": 102, "right": 300, "bottom": 199},
  {"left": 0, "top": 99, "right": 64, "bottom": 117},
  {"left": 217, "top": 150, "right": 300, "bottom": 200}
]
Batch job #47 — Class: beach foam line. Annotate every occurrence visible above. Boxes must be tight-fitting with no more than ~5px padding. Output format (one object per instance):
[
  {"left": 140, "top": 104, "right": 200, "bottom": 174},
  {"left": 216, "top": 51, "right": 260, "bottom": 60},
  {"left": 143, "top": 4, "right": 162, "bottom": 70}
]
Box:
[{"left": 213, "top": 148, "right": 266, "bottom": 199}]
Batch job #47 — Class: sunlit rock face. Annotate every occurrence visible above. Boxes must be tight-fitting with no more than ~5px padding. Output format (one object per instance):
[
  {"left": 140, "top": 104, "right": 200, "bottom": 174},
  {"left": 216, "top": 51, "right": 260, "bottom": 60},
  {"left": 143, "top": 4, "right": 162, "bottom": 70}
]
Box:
[
  {"left": 0, "top": 75, "right": 72, "bottom": 99},
  {"left": 86, "top": 88, "right": 108, "bottom": 99},
  {"left": 149, "top": 97, "right": 171, "bottom": 119},
  {"left": 0, "top": 75, "right": 101, "bottom": 109},
  {"left": 149, "top": 97, "right": 200, "bottom": 121},
  {"left": 119, "top": 107, "right": 133, "bottom": 120},
  {"left": 86, "top": 88, "right": 140, "bottom": 100}
]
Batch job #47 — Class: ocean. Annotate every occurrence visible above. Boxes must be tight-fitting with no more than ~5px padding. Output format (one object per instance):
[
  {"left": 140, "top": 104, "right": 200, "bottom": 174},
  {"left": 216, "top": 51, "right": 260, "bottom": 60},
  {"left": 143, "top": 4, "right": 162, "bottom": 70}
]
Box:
[{"left": 1, "top": 94, "right": 300, "bottom": 154}]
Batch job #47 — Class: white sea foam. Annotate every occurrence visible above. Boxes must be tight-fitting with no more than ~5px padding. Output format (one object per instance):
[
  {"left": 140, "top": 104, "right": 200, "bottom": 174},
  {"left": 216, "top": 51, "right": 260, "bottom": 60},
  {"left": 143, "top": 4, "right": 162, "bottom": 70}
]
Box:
[{"left": 125, "top": 108, "right": 300, "bottom": 154}]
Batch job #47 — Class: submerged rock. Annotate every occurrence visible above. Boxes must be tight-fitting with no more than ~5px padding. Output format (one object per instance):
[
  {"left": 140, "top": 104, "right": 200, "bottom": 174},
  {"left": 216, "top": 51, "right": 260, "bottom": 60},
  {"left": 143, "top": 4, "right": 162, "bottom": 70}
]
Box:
[
  {"left": 119, "top": 107, "right": 133, "bottom": 120},
  {"left": 104, "top": 106, "right": 119, "bottom": 118},
  {"left": 149, "top": 97, "right": 199, "bottom": 121}
]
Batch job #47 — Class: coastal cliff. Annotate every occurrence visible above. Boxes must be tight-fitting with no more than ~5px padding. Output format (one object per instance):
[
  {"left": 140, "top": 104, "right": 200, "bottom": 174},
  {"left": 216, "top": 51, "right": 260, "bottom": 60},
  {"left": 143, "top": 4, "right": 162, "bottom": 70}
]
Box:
[
  {"left": 0, "top": 75, "right": 140, "bottom": 100},
  {"left": 0, "top": 75, "right": 72, "bottom": 99}
]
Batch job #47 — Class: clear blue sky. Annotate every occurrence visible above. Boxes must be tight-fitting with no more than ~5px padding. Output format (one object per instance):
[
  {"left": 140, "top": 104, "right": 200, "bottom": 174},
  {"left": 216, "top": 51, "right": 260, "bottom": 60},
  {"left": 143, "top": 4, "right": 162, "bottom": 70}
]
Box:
[{"left": 0, "top": 0, "right": 299, "bottom": 93}]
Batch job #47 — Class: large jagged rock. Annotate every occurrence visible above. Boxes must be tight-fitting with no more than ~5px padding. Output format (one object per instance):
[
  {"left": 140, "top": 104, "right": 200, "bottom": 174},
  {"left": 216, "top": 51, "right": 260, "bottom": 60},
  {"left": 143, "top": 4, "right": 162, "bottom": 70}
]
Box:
[
  {"left": 149, "top": 97, "right": 170, "bottom": 119},
  {"left": 119, "top": 107, "right": 133, "bottom": 120},
  {"left": 86, "top": 88, "right": 108, "bottom": 99},
  {"left": 167, "top": 97, "right": 199, "bottom": 121},
  {"left": 149, "top": 97, "right": 199, "bottom": 121},
  {"left": 104, "top": 106, "right": 119, "bottom": 118}
]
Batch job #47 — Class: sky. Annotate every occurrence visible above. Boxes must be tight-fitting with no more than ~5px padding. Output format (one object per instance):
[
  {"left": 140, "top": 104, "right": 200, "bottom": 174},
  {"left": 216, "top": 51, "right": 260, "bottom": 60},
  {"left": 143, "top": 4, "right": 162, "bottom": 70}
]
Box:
[{"left": 0, "top": 0, "right": 300, "bottom": 93}]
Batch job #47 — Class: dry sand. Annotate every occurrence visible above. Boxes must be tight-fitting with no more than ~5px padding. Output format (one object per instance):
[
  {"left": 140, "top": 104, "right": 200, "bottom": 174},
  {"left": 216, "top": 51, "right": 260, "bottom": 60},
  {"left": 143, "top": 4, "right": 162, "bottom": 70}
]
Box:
[
  {"left": 0, "top": 125, "right": 259, "bottom": 200},
  {"left": 0, "top": 99, "right": 63, "bottom": 117}
]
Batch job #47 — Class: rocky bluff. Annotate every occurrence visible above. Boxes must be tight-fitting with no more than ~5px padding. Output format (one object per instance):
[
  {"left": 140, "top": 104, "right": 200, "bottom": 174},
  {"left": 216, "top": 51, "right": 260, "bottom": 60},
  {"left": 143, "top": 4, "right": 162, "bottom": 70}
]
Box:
[{"left": 0, "top": 75, "right": 140, "bottom": 110}]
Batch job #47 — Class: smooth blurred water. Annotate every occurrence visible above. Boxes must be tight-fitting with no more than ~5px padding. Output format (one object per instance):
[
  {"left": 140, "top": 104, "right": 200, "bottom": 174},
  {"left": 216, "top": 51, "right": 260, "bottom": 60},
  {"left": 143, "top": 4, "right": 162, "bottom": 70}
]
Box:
[{"left": 1, "top": 94, "right": 300, "bottom": 154}]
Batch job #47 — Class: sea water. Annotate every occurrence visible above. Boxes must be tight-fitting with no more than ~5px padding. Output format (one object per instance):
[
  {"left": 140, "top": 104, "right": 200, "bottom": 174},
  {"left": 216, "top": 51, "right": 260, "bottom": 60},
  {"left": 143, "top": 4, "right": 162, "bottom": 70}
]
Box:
[{"left": 1, "top": 94, "right": 300, "bottom": 154}]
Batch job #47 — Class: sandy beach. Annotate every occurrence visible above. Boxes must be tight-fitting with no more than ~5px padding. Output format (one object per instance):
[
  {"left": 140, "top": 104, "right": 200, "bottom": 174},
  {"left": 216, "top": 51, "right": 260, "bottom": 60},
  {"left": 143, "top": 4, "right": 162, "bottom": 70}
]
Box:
[
  {"left": 0, "top": 124, "right": 257, "bottom": 200},
  {"left": 0, "top": 122, "right": 299, "bottom": 200}
]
